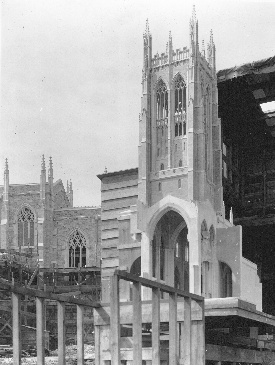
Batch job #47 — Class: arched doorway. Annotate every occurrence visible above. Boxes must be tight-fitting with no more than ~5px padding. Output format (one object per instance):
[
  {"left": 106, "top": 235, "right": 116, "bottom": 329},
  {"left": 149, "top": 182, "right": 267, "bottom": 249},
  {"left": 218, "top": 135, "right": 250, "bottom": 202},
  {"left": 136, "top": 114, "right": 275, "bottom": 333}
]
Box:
[{"left": 151, "top": 210, "right": 189, "bottom": 291}]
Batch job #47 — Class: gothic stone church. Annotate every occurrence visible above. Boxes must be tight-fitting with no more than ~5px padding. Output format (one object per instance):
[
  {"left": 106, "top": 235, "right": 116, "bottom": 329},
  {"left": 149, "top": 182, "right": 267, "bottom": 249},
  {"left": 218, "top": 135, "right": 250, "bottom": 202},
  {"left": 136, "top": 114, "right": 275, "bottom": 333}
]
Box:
[
  {"left": 98, "top": 15, "right": 263, "bottom": 309},
  {"left": 0, "top": 156, "right": 101, "bottom": 269},
  {"left": 2, "top": 8, "right": 275, "bottom": 363}
]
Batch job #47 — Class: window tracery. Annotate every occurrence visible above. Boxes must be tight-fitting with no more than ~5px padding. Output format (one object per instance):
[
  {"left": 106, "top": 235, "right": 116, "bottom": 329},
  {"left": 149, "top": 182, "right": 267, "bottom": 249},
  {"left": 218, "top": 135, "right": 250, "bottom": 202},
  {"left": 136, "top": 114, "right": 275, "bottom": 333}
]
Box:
[
  {"left": 174, "top": 75, "right": 187, "bottom": 137},
  {"left": 69, "top": 230, "right": 87, "bottom": 268},
  {"left": 156, "top": 79, "right": 168, "bottom": 126},
  {"left": 18, "top": 206, "right": 35, "bottom": 246}
]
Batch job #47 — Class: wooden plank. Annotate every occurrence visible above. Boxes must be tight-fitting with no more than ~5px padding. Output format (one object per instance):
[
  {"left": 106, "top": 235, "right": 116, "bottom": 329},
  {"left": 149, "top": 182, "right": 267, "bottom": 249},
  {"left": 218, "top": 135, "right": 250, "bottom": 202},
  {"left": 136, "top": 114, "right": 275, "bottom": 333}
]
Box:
[
  {"left": 57, "top": 301, "right": 66, "bottom": 365},
  {"left": 132, "top": 282, "right": 142, "bottom": 365},
  {"left": 0, "top": 279, "right": 101, "bottom": 308},
  {"left": 94, "top": 321, "right": 100, "bottom": 365},
  {"left": 12, "top": 292, "right": 21, "bottom": 365},
  {"left": 77, "top": 305, "right": 84, "bottom": 365},
  {"left": 94, "top": 300, "right": 198, "bottom": 325},
  {"left": 115, "top": 270, "right": 203, "bottom": 301},
  {"left": 169, "top": 292, "right": 177, "bottom": 365},
  {"left": 110, "top": 275, "right": 120, "bottom": 363},
  {"left": 152, "top": 287, "right": 160, "bottom": 365},
  {"left": 191, "top": 301, "right": 205, "bottom": 365},
  {"left": 36, "top": 297, "right": 45, "bottom": 365},
  {"left": 181, "top": 297, "right": 191, "bottom": 365}
]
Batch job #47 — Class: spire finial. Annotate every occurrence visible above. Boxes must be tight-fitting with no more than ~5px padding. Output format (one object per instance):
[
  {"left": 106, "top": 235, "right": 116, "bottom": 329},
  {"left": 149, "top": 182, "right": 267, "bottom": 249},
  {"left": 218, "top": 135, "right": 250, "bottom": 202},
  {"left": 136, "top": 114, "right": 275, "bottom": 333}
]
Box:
[
  {"left": 104, "top": 166, "right": 108, "bottom": 174},
  {"left": 146, "top": 18, "right": 149, "bottom": 36},
  {"left": 210, "top": 29, "right": 214, "bottom": 44},
  {"left": 49, "top": 156, "right": 53, "bottom": 169},
  {"left": 70, "top": 179, "right": 72, "bottom": 191},
  {"left": 5, "top": 158, "right": 8, "bottom": 172},
  {"left": 192, "top": 5, "right": 196, "bottom": 22},
  {"left": 41, "top": 155, "right": 46, "bottom": 171},
  {"left": 202, "top": 40, "right": 205, "bottom": 56}
]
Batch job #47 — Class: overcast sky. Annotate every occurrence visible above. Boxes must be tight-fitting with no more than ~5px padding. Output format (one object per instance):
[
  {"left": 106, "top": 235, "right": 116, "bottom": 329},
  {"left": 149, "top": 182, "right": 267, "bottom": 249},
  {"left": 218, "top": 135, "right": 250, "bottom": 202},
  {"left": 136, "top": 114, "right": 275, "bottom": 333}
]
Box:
[{"left": 1, "top": 0, "right": 275, "bottom": 207}]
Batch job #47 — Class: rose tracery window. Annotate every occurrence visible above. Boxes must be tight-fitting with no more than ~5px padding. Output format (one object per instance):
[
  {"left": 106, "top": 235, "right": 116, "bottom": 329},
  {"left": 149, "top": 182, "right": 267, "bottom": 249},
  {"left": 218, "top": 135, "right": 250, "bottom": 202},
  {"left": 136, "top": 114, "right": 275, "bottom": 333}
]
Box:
[
  {"left": 69, "top": 230, "right": 87, "bottom": 268},
  {"left": 156, "top": 80, "right": 168, "bottom": 127},
  {"left": 18, "top": 206, "right": 35, "bottom": 246},
  {"left": 174, "top": 75, "right": 186, "bottom": 137}
]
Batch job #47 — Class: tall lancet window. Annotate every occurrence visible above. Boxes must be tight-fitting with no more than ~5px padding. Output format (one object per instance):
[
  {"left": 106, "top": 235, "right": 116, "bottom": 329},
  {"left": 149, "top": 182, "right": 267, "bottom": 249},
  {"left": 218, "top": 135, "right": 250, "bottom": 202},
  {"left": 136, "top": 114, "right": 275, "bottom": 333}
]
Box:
[
  {"left": 174, "top": 75, "right": 186, "bottom": 137},
  {"left": 69, "top": 230, "right": 87, "bottom": 268},
  {"left": 156, "top": 80, "right": 168, "bottom": 123},
  {"left": 18, "top": 206, "right": 35, "bottom": 246},
  {"left": 156, "top": 79, "right": 168, "bottom": 163}
]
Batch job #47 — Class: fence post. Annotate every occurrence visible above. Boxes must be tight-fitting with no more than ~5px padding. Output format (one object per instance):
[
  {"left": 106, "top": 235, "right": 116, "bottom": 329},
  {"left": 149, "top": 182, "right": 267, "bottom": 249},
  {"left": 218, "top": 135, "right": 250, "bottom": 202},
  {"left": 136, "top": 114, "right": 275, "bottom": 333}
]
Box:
[
  {"left": 191, "top": 300, "right": 205, "bottom": 365},
  {"left": 77, "top": 304, "right": 84, "bottom": 365},
  {"left": 12, "top": 292, "right": 21, "bottom": 365},
  {"left": 132, "top": 281, "right": 142, "bottom": 364},
  {"left": 36, "top": 297, "right": 45, "bottom": 365},
  {"left": 57, "top": 301, "right": 66, "bottom": 365},
  {"left": 169, "top": 292, "right": 177, "bottom": 365},
  {"left": 110, "top": 274, "right": 120, "bottom": 363},
  {"left": 152, "top": 287, "right": 160, "bottom": 365},
  {"left": 180, "top": 297, "right": 191, "bottom": 365}
]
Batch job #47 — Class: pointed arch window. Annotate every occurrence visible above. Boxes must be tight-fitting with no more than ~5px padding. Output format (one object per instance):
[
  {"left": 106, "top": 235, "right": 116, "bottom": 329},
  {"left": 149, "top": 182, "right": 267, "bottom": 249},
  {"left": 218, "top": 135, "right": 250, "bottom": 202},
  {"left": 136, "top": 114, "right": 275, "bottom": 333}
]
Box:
[
  {"left": 69, "top": 230, "right": 87, "bottom": 268},
  {"left": 174, "top": 75, "right": 186, "bottom": 136},
  {"left": 18, "top": 206, "right": 35, "bottom": 246},
  {"left": 156, "top": 80, "right": 168, "bottom": 124}
]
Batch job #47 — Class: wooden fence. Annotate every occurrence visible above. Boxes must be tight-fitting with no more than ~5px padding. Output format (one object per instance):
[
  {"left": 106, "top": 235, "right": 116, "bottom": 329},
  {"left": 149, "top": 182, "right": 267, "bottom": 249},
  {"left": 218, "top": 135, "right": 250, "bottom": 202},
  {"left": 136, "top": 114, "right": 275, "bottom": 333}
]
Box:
[
  {"left": 94, "top": 270, "right": 205, "bottom": 364},
  {"left": 2, "top": 270, "right": 205, "bottom": 364},
  {"left": 0, "top": 278, "right": 100, "bottom": 365}
]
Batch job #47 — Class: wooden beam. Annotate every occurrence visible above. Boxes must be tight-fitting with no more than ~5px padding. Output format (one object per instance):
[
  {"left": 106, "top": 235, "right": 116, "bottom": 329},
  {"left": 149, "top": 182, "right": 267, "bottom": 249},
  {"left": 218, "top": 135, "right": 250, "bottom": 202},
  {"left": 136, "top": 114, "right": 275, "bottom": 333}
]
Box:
[
  {"left": 0, "top": 279, "right": 100, "bottom": 308},
  {"left": 77, "top": 305, "right": 84, "bottom": 365},
  {"left": 110, "top": 275, "right": 120, "bottom": 364},
  {"left": 169, "top": 292, "right": 177, "bottom": 365},
  {"left": 36, "top": 297, "right": 45, "bottom": 365},
  {"left": 132, "top": 282, "right": 142, "bottom": 365},
  {"left": 152, "top": 288, "right": 160, "bottom": 365},
  {"left": 12, "top": 292, "right": 21, "bottom": 365},
  {"left": 115, "top": 270, "right": 203, "bottom": 301},
  {"left": 57, "top": 301, "right": 66, "bottom": 365}
]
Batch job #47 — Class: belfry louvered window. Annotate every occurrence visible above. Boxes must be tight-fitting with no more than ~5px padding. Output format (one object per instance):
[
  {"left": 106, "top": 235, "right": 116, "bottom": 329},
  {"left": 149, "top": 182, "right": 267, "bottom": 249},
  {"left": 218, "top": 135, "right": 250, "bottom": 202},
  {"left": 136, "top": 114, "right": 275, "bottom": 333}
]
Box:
[
  {"left": 69, "top": 230, "right": 87, "bottom": 268},
  {"left": 174, "top": 75, "right": 187, "bottom": 136},
  {"left": 156, "top": 80, "right": 168, "bottom": 124},
  {"left": 18, "top": 206, "right": 35, "bottom": 246}
]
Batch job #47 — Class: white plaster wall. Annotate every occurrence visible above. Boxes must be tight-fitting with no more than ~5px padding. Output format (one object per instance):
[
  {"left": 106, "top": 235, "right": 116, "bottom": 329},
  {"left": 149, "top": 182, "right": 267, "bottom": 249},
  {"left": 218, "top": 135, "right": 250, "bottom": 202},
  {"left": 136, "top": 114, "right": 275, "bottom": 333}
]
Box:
[{"left": 241, "top": 257, "right": 262, "bottom": 311}]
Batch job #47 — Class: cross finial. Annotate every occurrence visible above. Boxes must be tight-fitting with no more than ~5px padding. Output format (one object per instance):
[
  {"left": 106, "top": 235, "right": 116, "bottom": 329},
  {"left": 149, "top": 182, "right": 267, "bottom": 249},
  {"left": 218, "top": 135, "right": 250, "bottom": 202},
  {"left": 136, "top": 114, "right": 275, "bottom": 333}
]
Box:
[
  {"left": 49, "top": 156, "right": 53, "bottom": 169},
  {"left": 104, "top": 166, "right": 108, "bottom": 174}
]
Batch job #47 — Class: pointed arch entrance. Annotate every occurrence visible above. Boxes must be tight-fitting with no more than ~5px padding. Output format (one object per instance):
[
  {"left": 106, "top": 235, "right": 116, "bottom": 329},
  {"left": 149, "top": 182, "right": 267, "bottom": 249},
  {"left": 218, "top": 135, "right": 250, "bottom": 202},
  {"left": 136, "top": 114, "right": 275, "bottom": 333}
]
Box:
[{"left": 151, "top": 210, "right": 189, "bottom": 291}]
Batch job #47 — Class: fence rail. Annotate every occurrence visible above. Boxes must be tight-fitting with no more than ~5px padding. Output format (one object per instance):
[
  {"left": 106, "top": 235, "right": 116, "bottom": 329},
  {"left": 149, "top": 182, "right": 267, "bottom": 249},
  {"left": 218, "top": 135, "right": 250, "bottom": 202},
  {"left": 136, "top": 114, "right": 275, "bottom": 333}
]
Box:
[
  {"left": 94, "top": 270, "right": 205, "bottom": 365},
  {"left": 0, "top": 277, "right": 100, "bottom": 365}
]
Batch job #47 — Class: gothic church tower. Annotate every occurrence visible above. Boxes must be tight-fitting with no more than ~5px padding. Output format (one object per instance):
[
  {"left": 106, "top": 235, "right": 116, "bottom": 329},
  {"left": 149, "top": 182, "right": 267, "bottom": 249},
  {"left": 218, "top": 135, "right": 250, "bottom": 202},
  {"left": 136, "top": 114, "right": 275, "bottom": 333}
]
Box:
[
  {"left": 139, "top": 9, "right": 222, "bottom": 212},
  {"left": 138, "top": 9, "right": 223, "bottom": 296}
]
